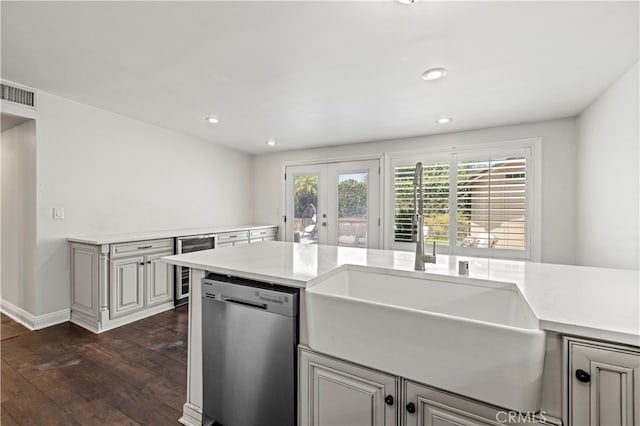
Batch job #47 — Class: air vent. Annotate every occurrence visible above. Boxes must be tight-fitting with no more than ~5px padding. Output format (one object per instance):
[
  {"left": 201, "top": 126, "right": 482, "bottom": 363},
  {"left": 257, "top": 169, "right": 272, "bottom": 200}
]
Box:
[{"left": 1, "top": 83, "right": 35, "bottom": 107}]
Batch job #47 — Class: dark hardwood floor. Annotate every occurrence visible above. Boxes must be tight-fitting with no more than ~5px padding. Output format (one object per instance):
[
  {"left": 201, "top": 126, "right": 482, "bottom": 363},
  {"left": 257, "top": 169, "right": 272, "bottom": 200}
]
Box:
[{"left": 1, "top": 306, "right": 188, "bottom": 425}]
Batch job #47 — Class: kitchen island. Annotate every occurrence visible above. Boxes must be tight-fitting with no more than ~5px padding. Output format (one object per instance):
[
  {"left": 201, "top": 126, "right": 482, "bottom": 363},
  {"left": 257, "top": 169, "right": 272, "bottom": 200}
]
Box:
[{"left": 162, "top": 241, "right": 640, "bottom": 426}]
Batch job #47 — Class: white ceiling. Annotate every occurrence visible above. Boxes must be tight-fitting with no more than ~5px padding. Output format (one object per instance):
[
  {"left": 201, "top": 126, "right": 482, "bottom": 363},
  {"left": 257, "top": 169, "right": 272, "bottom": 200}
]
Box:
[{"left": 2, "top": 1, "right": 638, "bottom": 155}]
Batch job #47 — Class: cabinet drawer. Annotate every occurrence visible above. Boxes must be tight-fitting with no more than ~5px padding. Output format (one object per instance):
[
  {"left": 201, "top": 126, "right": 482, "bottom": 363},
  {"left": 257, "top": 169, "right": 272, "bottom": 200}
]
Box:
[
  {"left": 250, "top": 228, "right": 277, "bottom": 239},
  {"left": 404, "top": 381, "right": 544, "bottom": 426},
  {"left": 217, "top": 231, "right": 249, "bottom": 243},
  {"left": 110, "top": 238, "right": 174, "bottom": 258}
]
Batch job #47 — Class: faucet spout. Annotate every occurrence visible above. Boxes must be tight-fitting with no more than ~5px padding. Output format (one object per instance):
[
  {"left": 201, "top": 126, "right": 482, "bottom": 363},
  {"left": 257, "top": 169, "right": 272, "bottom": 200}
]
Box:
[{"left": 413, "top": 162, "right": 436, "bottom": 271}]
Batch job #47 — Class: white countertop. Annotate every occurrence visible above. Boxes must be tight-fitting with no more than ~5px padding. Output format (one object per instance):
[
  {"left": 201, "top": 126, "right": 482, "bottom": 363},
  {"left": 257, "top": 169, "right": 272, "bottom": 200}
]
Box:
[
  {"left": 67, "top": 224, "right": 276, "bottom": 245},
  {"left": 162, "top": 241, "right": 640, "bottom": 347}
]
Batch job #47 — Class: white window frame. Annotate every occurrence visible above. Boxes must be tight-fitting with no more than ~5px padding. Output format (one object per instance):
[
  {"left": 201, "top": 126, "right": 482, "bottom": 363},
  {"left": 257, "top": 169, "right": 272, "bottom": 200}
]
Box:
[{"left": 385, "top": 137, "right": 542, "bottom": 261}]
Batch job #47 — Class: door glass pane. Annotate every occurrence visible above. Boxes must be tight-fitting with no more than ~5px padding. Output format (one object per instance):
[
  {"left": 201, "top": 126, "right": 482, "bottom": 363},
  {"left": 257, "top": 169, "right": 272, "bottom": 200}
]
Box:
[
  {"left": 337, "top": 172, "right": 368, "bottom": 248},
  {"left": 294, "top": 175, "right": 318, "bottom": 244}
]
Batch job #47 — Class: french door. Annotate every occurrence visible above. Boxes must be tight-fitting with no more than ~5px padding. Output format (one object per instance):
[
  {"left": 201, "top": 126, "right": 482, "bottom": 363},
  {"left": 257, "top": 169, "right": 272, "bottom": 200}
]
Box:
[{"left": 284, "top": 160, "right": 380, "bottom": 248}]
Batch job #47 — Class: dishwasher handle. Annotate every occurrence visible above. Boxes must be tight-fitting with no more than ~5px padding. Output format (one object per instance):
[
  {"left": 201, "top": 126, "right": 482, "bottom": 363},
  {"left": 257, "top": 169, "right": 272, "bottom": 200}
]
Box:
[{"left": 221, "top": 296, "right": 268, "bottom": 310}]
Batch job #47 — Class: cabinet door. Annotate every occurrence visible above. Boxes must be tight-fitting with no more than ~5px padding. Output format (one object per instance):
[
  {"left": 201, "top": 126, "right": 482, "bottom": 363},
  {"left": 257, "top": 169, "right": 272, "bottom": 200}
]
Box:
[
  {"left": 110, "top": 256, "right": 145, "bottom": 319},
  {"left": 404, "top": 380, "right": 543, "bottom": 426},
  {"left": 146, "top": 251, "right": 174, "bottom": 307},
  {"left": 299, "top": 348, "right": 398, "bottom": 426},
  {"left": 568, "top": 340, "right": 640, "bottom": 426}
]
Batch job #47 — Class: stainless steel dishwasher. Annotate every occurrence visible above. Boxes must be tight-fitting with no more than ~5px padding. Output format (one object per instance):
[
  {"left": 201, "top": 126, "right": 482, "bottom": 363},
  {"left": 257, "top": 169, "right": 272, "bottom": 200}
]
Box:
[{"left": 202, "top": 273, "right": 299, "bottom": 426}]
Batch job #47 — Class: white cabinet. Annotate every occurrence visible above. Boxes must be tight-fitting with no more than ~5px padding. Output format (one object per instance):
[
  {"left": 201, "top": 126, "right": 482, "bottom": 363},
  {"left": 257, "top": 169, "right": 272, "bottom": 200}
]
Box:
[
  {"left": 299, "top": 347, "right": 555, "bottom": 426},
  {"left": 70, "top": 226, "right": 278, "bottom": 334},
  {"left": 249, "top": 227, "right": 277, "bottom": 242},
  {"left": 565, "top": 337, "right": 640, "bottom": 426},
  {"left": 299, "top": 347, "right": 399, "bottom": 426},
  {"left": 216, "top": 230, "right": 250, "bottom": 248},
  {"left": 70, "top": 238, "right": 174, "bottom": 333},
  {"left": 109, "top": 239, "right": 174, "bottom": 319},
  {"left": 109, "top": 250, "right": 173, "bottom": 319}
]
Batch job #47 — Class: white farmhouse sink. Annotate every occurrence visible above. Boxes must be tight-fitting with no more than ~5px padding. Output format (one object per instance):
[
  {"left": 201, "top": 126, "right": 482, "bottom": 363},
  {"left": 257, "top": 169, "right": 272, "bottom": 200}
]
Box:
[{"left": 306, "top": 266, "right": 546, "bottom": 412}]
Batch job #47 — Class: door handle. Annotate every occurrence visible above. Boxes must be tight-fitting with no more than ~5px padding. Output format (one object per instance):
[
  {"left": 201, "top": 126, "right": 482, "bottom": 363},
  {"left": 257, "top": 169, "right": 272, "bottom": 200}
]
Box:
[
  {"left": 384, "top": 395, "right": 394, "bottom": 405},
  {"left": 406, "top": 402, "right": 416, "bottom": 413},
  {"left": 321, "top": 222, "right": 327, "bottom": 227}
]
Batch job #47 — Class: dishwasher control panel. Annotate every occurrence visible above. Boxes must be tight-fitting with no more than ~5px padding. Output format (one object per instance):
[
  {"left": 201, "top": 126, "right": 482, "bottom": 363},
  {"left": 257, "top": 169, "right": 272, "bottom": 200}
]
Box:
[{"left": 202, "top": 272, "right": 299, "bottom": 317}]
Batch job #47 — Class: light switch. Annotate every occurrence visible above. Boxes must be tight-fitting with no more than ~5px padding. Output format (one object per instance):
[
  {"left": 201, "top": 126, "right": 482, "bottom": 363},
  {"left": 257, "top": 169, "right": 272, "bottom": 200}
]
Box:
[{"left": 53, "top": 207, "right": 65, "bottom": 220}]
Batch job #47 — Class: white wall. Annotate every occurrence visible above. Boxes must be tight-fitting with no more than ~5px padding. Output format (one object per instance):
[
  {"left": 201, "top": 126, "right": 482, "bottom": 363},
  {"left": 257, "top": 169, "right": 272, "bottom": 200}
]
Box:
[
  {"left": 32, "top": 91, "right": 254, "bottom": 317},
  {"left": 1, "top": 120, "right": 37, "bottom": 314},
  {"left": 254, "top": 118, "right": 577, "bottom": 265},
  {"left": 576, "top": 62, "right": 639, "bottom": 270}
]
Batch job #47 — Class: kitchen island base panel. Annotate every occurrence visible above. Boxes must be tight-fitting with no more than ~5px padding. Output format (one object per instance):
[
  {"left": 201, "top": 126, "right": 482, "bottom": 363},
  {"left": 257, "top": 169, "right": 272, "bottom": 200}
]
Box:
[{"left": 183, "top": 268, "right": 205, "bottom": 421}]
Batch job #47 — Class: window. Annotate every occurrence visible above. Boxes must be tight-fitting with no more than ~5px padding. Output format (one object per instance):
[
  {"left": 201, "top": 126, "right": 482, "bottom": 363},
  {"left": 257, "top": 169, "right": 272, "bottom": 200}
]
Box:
[
  {"left": 393, "top": 162, "right": 450, "bottom": 244},
  {"left": 390, "top": 141, "right": 538, "bottom": 260},
  {"left": 456, "top": 156, "right": 527, "bottom": 251}
]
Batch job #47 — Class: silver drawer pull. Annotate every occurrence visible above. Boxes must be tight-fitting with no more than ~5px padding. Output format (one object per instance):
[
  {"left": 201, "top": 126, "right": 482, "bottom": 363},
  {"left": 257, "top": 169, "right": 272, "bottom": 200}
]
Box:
[{"left": 137, "top": 245, "right": 153, "bottom": 249}]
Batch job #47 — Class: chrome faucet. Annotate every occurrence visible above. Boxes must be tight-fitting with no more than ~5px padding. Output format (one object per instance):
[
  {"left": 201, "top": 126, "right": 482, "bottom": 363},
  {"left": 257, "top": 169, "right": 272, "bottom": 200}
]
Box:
[{"left": 413, "top": 162, "right": 436, "bottom": 271}]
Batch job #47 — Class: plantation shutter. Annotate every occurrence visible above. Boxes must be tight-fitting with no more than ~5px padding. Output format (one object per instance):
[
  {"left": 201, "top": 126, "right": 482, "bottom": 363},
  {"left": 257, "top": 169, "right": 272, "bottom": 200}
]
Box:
[
  {"left": 393, "top": 162, "right": 450, "bottom": 243},
  {"left": 456, "top": 156, "right": 527, "bottom": 251}
]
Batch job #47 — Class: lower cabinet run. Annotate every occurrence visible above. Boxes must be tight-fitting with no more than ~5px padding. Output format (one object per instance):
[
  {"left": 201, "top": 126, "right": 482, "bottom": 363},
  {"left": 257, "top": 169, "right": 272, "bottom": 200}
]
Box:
[
  {"left": 299, "top": 346, "right": 552, "bottom": 426},
  {"left": 299, "top": 347, "right": 399, "bottom": 426}
]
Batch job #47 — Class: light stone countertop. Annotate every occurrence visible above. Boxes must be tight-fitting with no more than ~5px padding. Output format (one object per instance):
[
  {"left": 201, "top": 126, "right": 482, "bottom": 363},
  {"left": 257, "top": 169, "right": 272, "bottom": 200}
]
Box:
[
  {"left": 162, "top": 240, "right": 640, "bottom": 347},
  {"left": 67, "top": 224, "right": 276, "bottom": 245}
]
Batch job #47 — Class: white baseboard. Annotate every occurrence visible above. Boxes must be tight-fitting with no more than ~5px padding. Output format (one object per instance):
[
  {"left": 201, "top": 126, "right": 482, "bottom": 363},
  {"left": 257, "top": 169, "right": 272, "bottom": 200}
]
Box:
[
  {"left": 0, "top": 300, "right": 35, "bottom": 330},
  {"left": 33, "top": 307, "right": 71, "bottom": 329},
  {"left": 1, "top": 299, "right": 70, "bottom": 330},
  {"left": 179, "top": 402, "right": 203, "bottom": 426}
]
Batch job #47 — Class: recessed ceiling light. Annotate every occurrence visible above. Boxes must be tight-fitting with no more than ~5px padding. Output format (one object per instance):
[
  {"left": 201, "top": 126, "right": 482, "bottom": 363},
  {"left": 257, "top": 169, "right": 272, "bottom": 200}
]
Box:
[
  {"left": 435, "top": 116, "right": 452, "bottom": 124},
  {"left": 397, "top": 0, "right": 419, "bottom": 3},
  {"left": 205, "top": 116, "right": 219, "bottom": 124},
  {"left": 266, "top": 139, "right": 277, "bottom": 146},
  {"left": 422, "top": 68, "right": 448, "bottom": 81}
]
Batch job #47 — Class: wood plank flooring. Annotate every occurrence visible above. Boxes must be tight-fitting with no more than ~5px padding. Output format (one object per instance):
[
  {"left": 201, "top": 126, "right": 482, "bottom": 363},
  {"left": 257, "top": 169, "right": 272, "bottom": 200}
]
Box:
[{"left": 1, "top": 306, "right": 188, "bottom": 425}]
